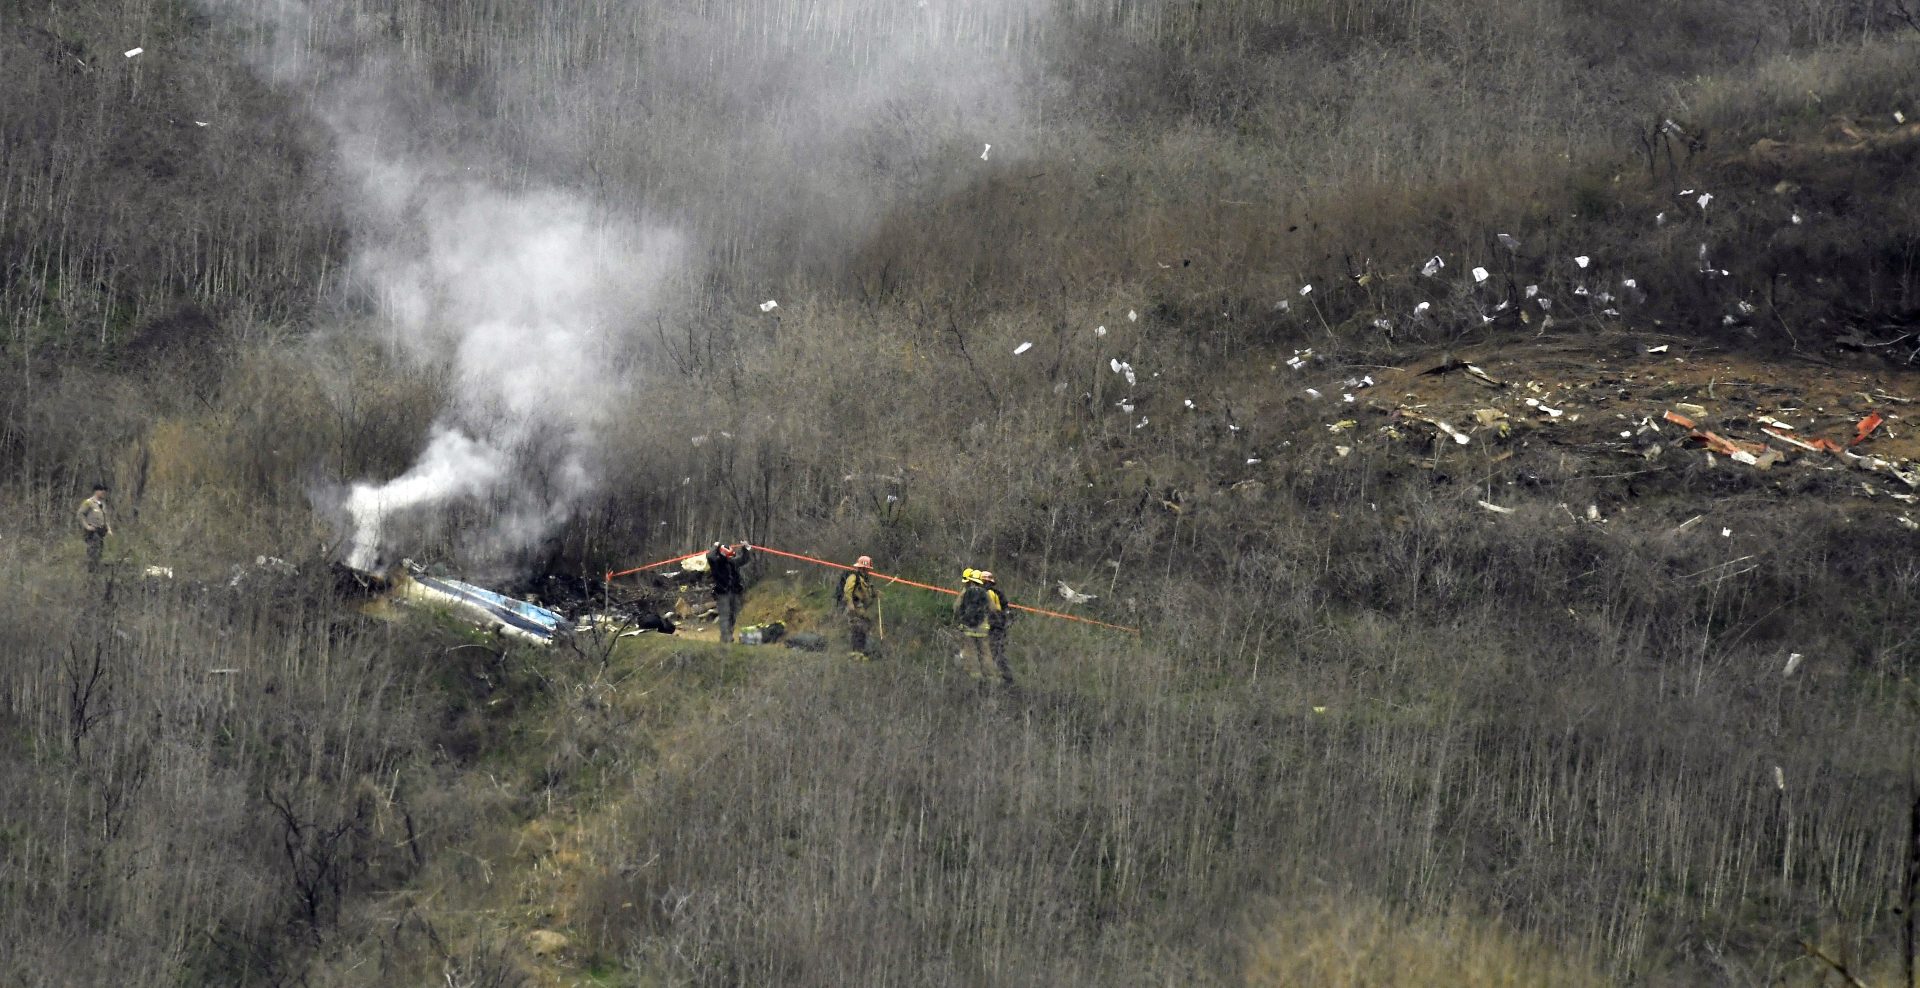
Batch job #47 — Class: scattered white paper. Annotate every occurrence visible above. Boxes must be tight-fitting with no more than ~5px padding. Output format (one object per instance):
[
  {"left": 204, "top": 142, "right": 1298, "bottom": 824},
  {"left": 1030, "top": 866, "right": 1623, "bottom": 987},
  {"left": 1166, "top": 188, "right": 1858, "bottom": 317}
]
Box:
[
  {"left": 1342, "top": 393, "right": 1355, "bottom": 403},
  {"left": 1622, "top": 278, "right": 1637, "bottom": 289},
  {"left": 1696, "top": 193, "right": 1713, "bottom": 209},
  {"left": 1647, "top": 344, "right": 1669, "bottom": 353},
  {"left": 1721, "top": 527, "right": 1732, "bottom": 537},
  {"left": 1575, "top": 255, "right": 1591, "bottom": 269},
  {"left": 1183, "top": 398, "right": 1195, "bottom": 409},
  {"left": 194, "top": 120, "right": 209, "bottom": 127},
  {"left": 1414, "top": 301, "right": 1431, "bottom": 315},
  {"left": 981, "top": 143, "right": 991, "bottom": 160},
  {"left": 1524, "top": 285, "right": 1539, "bottom": 298},
  {"left": 1472, "top": 266, "right": 1489, "bottom": 283},
  {"left": 1095, "top": 325, "right": 1107, "bottom": 336},
  {"left": 1421, "top": 256, "right": 1444, "bottom": 277},
  {"left": 125, "top": 47, "right": 144, "bottom": 58},
  {"left": 1127, "top": 309, "right": 1138, "bottom": 322},
  {"left": 759, "top": 299, "right": 778, "bottom": 312},
  {"left": 1784, "top": 652, "right": 1804, "bottom": 676},
  {"left": 1246, "top": 458, "right": 1261, "bottom": 465},
  {"left": 1299, "top": 284, "right": 1313, "bottom": 296},
  {"left": 1135, "top": 417, "right": 1149, "bottom": 429},
  {"left": 1896, "top": 111, "right": 1906, "bottom": 124},
  {"left": 1012, "top": 341, "right": 1032, "bottom": 355},
  {"left": 1305, "top": 388, "right": 1321, "bottom": 398}
]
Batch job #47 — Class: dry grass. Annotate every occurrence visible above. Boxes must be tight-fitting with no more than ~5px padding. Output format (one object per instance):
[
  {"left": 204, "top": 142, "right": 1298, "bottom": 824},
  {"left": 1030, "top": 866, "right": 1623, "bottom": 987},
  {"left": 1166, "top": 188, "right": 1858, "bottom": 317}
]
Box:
[{"left": 4, "top": 0, "right": 1920, "bottom": 984}]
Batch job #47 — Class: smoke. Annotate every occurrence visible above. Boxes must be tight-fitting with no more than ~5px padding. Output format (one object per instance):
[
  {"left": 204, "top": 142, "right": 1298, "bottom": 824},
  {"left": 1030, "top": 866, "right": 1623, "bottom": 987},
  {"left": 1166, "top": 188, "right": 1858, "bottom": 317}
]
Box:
[
  {"left": 211, "top": 0, "right": 1049, "bottom": 572},
  {"left": 339, "top": 182, "right": 684, "bottom": 570}
]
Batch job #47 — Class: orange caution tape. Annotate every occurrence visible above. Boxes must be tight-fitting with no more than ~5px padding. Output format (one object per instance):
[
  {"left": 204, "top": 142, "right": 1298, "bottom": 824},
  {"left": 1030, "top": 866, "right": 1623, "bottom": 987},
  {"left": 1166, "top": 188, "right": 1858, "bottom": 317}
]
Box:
[
  {"left": 605, "top": 544, "right": 1142, "bottom": 635},
  {"left": 747, "top": 544, "right": 1143, "bottom": 636},
  {"left": 604, "top": 549, "right": 707, "bottom": 582}
]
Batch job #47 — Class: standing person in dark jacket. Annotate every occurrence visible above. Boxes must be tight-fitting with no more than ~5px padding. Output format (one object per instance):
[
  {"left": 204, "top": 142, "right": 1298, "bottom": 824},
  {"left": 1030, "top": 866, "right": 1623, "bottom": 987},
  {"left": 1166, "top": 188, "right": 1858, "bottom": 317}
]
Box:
[
  {"left": 705, "top": 541, "right": 752, "bottom": 643},
  {"left": 979, "top": 571, "right": 1015, "bottom": 685}
]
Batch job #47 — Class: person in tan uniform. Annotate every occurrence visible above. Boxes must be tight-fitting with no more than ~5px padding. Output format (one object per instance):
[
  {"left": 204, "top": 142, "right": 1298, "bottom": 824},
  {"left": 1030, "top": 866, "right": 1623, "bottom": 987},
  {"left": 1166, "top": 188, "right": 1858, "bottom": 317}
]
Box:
[
  {"left": 841, "top": 555, "right": 880, "bottom": 659},
  {"left": 76, "top": 484, "right": 111, "bottom": 572}
]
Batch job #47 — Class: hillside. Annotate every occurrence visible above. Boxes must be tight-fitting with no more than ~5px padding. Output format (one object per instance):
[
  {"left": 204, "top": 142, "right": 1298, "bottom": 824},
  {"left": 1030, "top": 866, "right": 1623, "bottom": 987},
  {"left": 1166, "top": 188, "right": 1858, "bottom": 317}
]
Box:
[{"left": 4, "top": 1, "right": 1920, "bottom": 985}]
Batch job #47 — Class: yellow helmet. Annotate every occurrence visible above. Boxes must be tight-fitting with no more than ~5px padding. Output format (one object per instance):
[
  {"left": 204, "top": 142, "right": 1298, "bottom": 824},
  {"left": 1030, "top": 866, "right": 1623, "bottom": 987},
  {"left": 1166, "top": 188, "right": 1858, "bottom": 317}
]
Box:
[{"left": 962, "top": 568, "right": 981, "bottom": 584}]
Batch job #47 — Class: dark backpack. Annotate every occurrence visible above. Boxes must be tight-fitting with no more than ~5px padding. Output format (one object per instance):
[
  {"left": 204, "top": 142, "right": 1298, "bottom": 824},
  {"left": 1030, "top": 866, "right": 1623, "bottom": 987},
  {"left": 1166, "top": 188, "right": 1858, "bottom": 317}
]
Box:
[
  {"left": 830, "top": 570, "right": 849, "bottom": 608},
  {"left": 956, "top": 585, "right": 990, "bottom": 626}
]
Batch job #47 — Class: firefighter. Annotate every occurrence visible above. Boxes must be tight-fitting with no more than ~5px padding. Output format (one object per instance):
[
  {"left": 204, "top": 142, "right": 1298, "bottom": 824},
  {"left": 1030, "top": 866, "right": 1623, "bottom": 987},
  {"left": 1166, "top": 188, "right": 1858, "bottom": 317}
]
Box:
[
  {"left": 76, "top": 484, "right": 112, "bottom": 572},
  {"left": 841, "top": 555, "right": 880, "bottom": 660},
  {"left": 705, "top": 541, "right": 752, "bottom": 643},
  {"left": 953, "top": 568, "right": 1001, "bottom": 683},
  {"left": 979, "top": 570, "right": 1015, "bottom": 685}
]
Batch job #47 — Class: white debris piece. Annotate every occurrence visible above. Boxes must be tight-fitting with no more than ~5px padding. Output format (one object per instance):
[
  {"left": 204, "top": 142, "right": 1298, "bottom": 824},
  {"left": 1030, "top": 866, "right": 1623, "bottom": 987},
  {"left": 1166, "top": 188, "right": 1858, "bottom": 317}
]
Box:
[
  {"left": 1784, "top": 652, "right": 1804, "bottom": 676},
  {"left": 125, "top": 47, "right": 144, "bottom": 57},
  {"left": 759, "top": 299, "right": 779, "bottom": 312},
  {"left": 1737, "top": 300, "right": 1756, "bottom": 314},
  {"left": 691, "top": 435, "right": 708, "bottom": 445},
  {"left": 1622, "top": 278, "right": 1637, "bottom": 289},
  {"left": 1524, "top": 284, "right": 1539, "bottom": 298},
  {"left": 1421, "top": 256, "right": 1444, "bottom": 277},
  {"left": 1183, "top": 398, "right": 1195, "bottom": 409},
  {"left": 1057, "top": 582, "right": 1097, "bottom": 604},
  {"left": 1721, "top": 527, "right": 1732, "bottom": 537},
  {"left": 1414, "top": 301, "right": 1431, "bottom": 315},
  {"left": 1274, "top": 300, "right": 1291, "bottom": 312},
  {"left": 981, "top": 144, "right": 991, "bottom": 160},
  {"left": 1128, "top": 309, "right": 1138, "bottom": 322},
  {"left": 1696, "top": 193, "right": 1713, "bottom": 209},
  {"left": 1136, "top": 417, "right": 1149, "bottom": 429},
  {"left": 1299, "top": 284, "right": 1313, "bottom": 296},
  {"left": 1896, "top": 111, "right": 1907, "bottom": 124},
  {"left": 1773, "top": 766, "right": 1786, "bottom": 791},
  {"left": 1477, "top": 500, "right": 1515, "bottom": 515},
  {"left": 1117, "top": 402, "right": 1133, "bottom": 413},
  {"left": 1246, "top": 458, "right": 1261, "bottom": 465},
  {"left": 1095, "top": 325, "right": 1107, "bottom": 336},
  {"left": 194, "top": 120, "right": 209, "bottom": 127},
  {"left": 1575, "top": 255, "right": 1591, "bottom": 269},
  {"left": 1497, "top": 233, "right": 1520, "bottom": 251},
  {"left": 1342, "top": 393, "right": 1355, "bottom": 403},
  {"left": 1472, "top": 266, "right": 1490, "bottom": 283},
  {"left": 1586, "top": 504, "right": 1602, "bottom": 522},
  {"left": 1372, "top": 318, "right": 1392, "bottom": 331},
  {"left": 1647, "top": 344, "right": 1669, "bottom": 353},
  {"left": 1791, "top": 213, "right": 1803, "bottom": 225},
  {"left": 1656, "top": 211, "right": 1667, "bottom": 225},
  {"left": 1434, "top": 420, "right": 1471, "bottom": 444},
  {"left": 1304, "top": 388, "right": 1321, "bottom": 398},
  {"left": 1013, "top": 341, "right": 1032, "bottom": 355}
]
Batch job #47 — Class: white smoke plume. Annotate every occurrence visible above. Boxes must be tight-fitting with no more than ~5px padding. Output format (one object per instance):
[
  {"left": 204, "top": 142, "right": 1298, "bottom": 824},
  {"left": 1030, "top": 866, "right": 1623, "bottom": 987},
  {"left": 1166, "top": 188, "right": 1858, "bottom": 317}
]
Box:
[
  {"left": 209, "top": 0, "right": 1045, "bottom": 572},
  {"left": 338, "top": 177, "right": 682, "bottom": 570}
]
